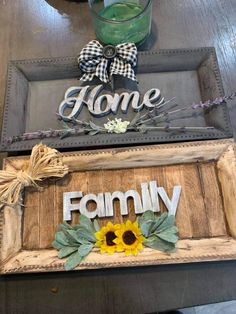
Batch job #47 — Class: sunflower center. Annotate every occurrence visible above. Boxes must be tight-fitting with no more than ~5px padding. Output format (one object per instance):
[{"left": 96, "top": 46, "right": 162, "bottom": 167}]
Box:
[
  {"left": 106, "top": 231, "right": 116, "bottom": 246},
  {"left": 122, "top": 230, "right": 136, "bottom": 245}
]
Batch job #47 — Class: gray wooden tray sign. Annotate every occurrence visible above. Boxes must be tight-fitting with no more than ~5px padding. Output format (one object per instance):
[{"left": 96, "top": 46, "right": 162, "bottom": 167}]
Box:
[{"left": 0, "top": 47, "right": 232, "bottom": 152}]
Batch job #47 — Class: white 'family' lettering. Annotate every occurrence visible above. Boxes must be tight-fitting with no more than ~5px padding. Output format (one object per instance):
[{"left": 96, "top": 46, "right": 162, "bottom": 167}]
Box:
[{"left": 63, "top": 181, "right": 181, "bottom": 220}]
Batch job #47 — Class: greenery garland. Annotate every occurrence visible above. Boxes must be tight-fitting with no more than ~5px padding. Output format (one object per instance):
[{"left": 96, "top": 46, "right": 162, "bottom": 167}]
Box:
[{"left": 52, "top": 211, "right": 178, "bottom": 271}]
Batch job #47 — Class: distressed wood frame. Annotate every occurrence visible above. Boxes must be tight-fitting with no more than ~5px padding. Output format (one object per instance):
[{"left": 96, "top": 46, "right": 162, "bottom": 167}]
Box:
[{"left": 0, "top": 139, "right": 236, "bottom": 274}]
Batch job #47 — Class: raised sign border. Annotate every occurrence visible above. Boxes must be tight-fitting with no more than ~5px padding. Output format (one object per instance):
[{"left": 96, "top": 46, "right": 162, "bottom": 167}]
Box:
[{"left": 0, "top": 139, "right": 236, "bottom": 274}]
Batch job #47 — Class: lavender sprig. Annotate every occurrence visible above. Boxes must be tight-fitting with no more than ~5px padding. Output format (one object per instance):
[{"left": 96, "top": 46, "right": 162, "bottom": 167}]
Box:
[
  {"left": 5, "top": 93, "right": 235, "bottom": 145},
  {"left": 191, "top": 93, "right": 236, "bottom": 109}
]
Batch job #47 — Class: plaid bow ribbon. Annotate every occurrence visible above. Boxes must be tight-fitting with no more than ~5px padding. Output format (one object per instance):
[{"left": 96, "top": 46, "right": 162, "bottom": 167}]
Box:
[{"left": 78, "top": 40, "right": 137, "bottom": 83}]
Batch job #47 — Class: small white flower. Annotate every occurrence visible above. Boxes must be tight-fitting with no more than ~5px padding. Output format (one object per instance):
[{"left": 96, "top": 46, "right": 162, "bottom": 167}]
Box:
[{"left": 104, "top": 118, "right": 130, "bottom": 134}]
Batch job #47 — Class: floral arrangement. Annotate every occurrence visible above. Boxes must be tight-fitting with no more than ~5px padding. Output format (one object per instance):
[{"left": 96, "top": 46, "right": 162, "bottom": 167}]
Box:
[{"left": 52, "top": 211, "right": 178, "bottom": 270}]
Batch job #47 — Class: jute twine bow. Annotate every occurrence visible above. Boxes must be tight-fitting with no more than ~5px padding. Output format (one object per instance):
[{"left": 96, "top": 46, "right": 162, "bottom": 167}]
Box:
[{"left": 0, "top": 144, "right": 69, "bottom": 208}]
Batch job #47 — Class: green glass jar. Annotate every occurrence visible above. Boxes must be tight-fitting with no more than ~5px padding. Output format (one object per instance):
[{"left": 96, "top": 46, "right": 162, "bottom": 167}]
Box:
[{"left": 88, "top": 0, "right": 152, "bottom": 45}]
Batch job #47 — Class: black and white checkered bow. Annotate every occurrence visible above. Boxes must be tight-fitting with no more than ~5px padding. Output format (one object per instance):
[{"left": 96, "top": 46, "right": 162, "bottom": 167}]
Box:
[{"left": 78, "top": 40, "right": 137, "bottom": 83}]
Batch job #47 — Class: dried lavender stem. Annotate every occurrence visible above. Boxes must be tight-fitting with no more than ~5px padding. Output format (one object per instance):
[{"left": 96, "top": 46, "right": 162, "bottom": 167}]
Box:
[
  {"left": 138, "top": 126, "right": 215, "bottom": 131},
  {"left": 135, "top": 98, "right": 175, "bottom": 122},
  {"left": 139, "top": 106, "right": 193, "bottom": 125}
]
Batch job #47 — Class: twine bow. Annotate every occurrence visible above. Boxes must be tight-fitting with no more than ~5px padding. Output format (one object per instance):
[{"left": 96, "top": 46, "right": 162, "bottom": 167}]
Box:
[
  {"left": 78, "top": 40, "right": 137, "bottom": 83},
  {"left": 0, "top": 144, "right": 69, "bottom": 208}
]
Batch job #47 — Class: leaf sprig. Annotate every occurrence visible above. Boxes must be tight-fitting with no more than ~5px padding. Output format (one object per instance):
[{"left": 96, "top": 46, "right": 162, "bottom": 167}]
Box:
[
  {"left": 52, "top": 215, "right": 100, "bottom": 270},
  {"left": 138, "top": 211, "right": 178, "bottom": 253}
]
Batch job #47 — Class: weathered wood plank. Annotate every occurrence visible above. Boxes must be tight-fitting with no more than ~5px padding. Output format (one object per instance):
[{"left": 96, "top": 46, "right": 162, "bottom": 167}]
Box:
[
  {"left": 182, "top": 164, "right": 210, "bottom": 238},
  {"left": 54, "top": 174, "right": 73, "bottom": 232},
  {"left": 119, "top": 168, "right": 136, "bottom": 223},
  {"left": 21, "top": 163, "right": 228, "bottom": 248},
  {"left": 198, "top": 162, "right": 227, "bottom": 237},
  {"left": 217, "top": 145, "right": 236, "bottom": 238},
  {"left": 0, "top": 206, "right": 22, "bottom": 263},
  {"left": 23, "top": 188, "right": 40, "bottom": 249},
  {"left": 100, "top": 169, "right": 120, "bottom": 226},
  {"left": 164, "top": 164, "right": 193, "bottom": 239},
  {"left": 39, "top": 182, "right": 56, "bottom": 249},
  {"left": 3, "top": 139, "right": 233, "bottom": 172},
  {"left": 70, "top": 171, "right": 88, "bottom": 226}
]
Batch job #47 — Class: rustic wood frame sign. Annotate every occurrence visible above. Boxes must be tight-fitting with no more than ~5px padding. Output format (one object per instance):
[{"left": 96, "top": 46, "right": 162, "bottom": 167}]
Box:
[{"left": 0, "top": 139, "right": 236, "bottom": 274}]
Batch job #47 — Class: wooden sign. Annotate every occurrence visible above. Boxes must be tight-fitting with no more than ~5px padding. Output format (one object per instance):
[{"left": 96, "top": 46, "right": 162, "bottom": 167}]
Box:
[
  {"left": 1, "top": 48, "right": 232, "bottom": 152},
  {"left": 0, "top": 139, "right": 236, "bottom": 274}
]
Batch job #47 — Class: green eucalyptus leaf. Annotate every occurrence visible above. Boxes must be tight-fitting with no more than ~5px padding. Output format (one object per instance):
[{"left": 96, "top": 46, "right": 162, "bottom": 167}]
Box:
[
  {"left": 76, "top": 226, "right": 96, "bottom": 243},
  {"left": 79, "top": 215, "right": 95, "bottom": 233},
  {"left": 66, "top": 230, "right": 82, "bottom": 244},
  {"left": 139, "top": 210, "right": 156, "bottom": 236},
  {"left": 78, "top": 243, "right": 94, "bottom": 257},
  {"left": 63, "top": 230, "right": 80, "bottom": 246},
  {"left": 64, "top": 252, "right": 82, "bottom": 271},
  {"left": 89, "top": 121, "right": 99, "bottom": 130},
  {"left": 52, "top": 240, "right": 64, "bottom": 250},
  {"left": 155, "top": 215, "right": 176, "bottom": 233},
  {"left": 156, "top": 226, "right": 179, "bottom": 244},
  {"left": 55, "top": 231, "right": 69, "bottom": 246},
  {"left": 93, "top": 219, "right": 100, "bottom": 232},
  {"left": 144, "top": 235, "right": 175, "bottom": 253},
  {"left": 58, "top": 246, "right": 78, "bottom": 259},
  {"left": 142, "top": 210, "right": 155, "bottom": 221},
  {"left": 89, "top": 130, "right": 100, "bottom": 136},
  {"left": 66, "top": 229, "right": 92, "bottom": 245},
  {"left": 140, "top": 221, "right": 153, "bottom": 237},
  {"left": 150, "top": 212, "right": 168, "bottom": 233},
  {"left": 139, "top": 210, "right": 154, "bottom": 227}
]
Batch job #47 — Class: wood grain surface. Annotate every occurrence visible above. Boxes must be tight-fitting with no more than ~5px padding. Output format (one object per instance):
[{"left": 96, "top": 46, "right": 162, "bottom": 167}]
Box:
[
  {"left": 22, "top": 162, "right": 227, "bottom": 250},
  {"left": 0, "top": 0, "right": 236, "bottom": 313}
]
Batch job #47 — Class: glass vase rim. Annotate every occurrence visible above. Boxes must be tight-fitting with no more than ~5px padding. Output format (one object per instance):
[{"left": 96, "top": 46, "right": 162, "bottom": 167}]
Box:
[{"left": 89, "top": 0, "right": 152, "bottom": 24}]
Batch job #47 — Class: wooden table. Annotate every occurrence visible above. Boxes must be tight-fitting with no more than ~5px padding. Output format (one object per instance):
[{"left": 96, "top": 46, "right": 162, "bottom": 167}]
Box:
[{"left": 0, "top": 0, "right": 236, "bottom": 312}]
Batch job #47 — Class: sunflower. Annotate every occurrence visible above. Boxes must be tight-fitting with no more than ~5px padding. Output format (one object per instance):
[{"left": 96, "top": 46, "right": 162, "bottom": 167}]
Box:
[
  {"left": 114, "top": 220, "right": 144, "bottom": 256},
  {"left": 95, "top": 222, "right": 120, "bottom": 255}
]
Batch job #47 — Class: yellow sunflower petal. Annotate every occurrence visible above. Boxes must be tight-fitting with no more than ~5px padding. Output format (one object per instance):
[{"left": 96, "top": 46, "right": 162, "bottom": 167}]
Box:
[
  {"left": 107, "top": 222, "right": 113, "bottom": 228},
  {"left": 95, "top": 231, "right": 103, "bottom": 241},
  {"left": 125, "top": 250, "right": 132, "bottom": 256},
  {"left": 116, "top": 244, "right": 124, "bottom": 252},
  {"left": 113, "top": 237, "right": 120, "bottom": 245},
  {"left": 126, "top": 220, "right": 132, "bottom": 227},
  {"left": 95, "top": 221, "right": 121, "bottom": 255},
  {"left": 95, "top": 241, "right": 102, "bottom": 248},
  {"left": 137, "top": 242, "right": 143, "bottom": 250},
  {"left": 114, "top": 220, "right": 144, "bottom": 256}
]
